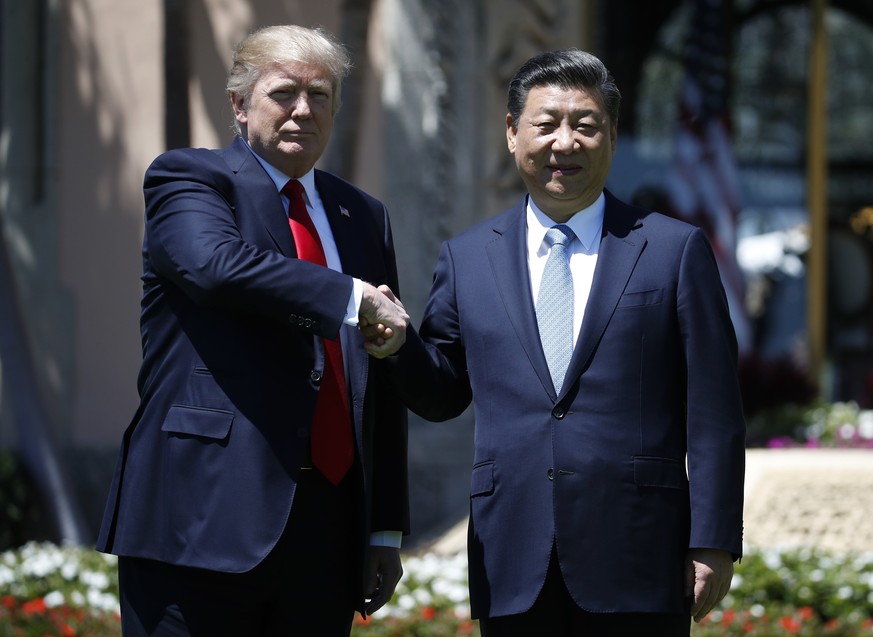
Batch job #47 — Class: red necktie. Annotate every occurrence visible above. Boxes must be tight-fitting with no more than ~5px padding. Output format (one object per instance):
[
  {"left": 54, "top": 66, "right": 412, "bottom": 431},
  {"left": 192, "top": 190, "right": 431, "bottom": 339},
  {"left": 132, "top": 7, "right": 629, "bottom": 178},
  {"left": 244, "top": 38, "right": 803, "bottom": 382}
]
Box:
[{"left": 283, "top": 179, "right": 354, "bottom": 485}]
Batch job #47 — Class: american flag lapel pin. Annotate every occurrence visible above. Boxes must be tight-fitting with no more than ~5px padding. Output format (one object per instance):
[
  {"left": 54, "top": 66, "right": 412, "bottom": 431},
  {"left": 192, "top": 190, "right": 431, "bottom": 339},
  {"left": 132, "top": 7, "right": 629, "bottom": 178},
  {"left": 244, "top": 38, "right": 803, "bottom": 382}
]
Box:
[{"left": 340, "top": 205, "right": 350, "bottom": 218}]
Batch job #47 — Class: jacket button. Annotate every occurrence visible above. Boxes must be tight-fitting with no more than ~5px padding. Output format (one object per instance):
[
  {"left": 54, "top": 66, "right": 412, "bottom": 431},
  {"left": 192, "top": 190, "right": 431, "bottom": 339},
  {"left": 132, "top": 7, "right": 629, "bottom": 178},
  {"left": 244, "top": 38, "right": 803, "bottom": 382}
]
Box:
[
  {"left": 547, "top": 468, "right": 554, "bottom": 481},
  {"left": 304, "top": 318, "right": 312, "bottom": 328},
  {"left": 552, "top": 406, "right": 566, "bottom": 419},
  {"left": 310, "top": 371, "right": 322, "bottom": 382},
  {"left": 288, "top": 313, "right": 297, "bottom": 324}
]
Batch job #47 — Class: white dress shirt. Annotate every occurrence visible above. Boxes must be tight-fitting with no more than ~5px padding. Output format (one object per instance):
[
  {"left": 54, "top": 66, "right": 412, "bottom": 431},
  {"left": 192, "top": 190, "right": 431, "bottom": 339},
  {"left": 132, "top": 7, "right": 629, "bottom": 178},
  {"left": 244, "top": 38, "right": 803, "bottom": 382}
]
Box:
[{"left": 526, "top": 193, "right": 605, "bottom": 349}]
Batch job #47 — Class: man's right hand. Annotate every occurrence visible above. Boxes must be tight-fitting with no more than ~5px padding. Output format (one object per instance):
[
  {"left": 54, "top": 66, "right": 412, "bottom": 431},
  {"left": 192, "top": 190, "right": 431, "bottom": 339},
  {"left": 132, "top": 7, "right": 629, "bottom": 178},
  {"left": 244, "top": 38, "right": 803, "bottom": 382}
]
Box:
[{"left": 359, "top": 283, "right": 408, "bottom": 358}]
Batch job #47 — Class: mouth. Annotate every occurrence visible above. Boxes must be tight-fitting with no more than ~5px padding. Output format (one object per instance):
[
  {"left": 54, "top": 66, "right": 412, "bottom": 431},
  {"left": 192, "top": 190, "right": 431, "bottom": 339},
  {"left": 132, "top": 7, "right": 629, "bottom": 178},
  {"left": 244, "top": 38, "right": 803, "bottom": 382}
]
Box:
[{"left": 548, "top": 164, "right": 583, "bottom": 176}]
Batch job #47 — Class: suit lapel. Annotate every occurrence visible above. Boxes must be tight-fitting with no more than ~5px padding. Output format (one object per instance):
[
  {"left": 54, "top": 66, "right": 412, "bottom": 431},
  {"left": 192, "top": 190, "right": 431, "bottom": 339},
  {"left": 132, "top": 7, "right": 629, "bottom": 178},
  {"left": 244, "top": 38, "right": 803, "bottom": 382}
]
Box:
[
  {"left": 561, "top": 192, "right": 646, "bottom": 399},
  {"left": 486, "top": 199, "right": 556, "bottom": 398},
  {"left": 314, "top": 171, "right": 367, "bottom": 279},
  {"left": 222, "top": 137, "right": 296, "bottom": 257}
]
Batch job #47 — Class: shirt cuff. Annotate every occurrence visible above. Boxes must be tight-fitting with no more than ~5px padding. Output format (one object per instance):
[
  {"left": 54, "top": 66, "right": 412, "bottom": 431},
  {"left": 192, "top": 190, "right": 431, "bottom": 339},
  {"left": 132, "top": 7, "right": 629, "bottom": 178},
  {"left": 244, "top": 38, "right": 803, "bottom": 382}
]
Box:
[
  {"left": 369, "top": 530, "right": 403, "bottom": 548},
  {"left": 344, "top": 278, "right": 363, "bottom": 326}
]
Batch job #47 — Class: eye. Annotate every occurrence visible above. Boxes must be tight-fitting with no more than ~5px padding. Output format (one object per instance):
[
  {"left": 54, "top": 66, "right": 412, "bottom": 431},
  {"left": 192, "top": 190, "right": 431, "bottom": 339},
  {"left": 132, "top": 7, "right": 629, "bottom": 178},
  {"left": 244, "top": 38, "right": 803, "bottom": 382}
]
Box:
[
  {"left": 576, "top": 120, "right": 602, "bottom": 135},
  {"left": 269, "top": 90, "right": 294, "bottom": 102}
]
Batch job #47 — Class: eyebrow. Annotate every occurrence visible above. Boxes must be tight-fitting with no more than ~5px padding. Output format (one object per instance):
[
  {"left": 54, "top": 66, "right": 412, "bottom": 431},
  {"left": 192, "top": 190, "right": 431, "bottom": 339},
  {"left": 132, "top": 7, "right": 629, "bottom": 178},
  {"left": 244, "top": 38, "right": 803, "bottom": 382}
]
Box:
[{"left": 266, "top": 78, "right": 333, "bottom": 93}]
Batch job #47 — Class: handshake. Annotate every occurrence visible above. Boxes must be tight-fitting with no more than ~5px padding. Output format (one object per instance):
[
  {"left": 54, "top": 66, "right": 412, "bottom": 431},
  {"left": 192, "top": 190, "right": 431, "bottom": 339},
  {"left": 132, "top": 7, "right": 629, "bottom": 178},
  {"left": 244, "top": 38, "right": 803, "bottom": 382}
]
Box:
[{"left": 359, "top": 282, "right": 408, "bottom": 358}]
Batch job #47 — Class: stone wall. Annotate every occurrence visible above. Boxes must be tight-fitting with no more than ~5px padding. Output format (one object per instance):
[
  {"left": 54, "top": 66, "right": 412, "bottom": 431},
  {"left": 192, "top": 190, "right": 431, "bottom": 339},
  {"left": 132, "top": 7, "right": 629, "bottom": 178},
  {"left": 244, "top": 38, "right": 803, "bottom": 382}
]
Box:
[{"left": 744, "top": 449, "right": 873, "bottom": 554}]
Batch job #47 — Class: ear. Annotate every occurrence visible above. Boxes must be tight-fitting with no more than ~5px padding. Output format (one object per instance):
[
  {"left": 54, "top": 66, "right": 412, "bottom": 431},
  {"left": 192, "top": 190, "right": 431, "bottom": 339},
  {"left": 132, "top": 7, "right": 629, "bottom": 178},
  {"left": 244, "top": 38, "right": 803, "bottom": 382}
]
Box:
[
  {"left": 230, "top": 92, "right": 248, "bottom": 125},
  {"left": 505, "top": 113, "right": 517, "bottom": 153}
]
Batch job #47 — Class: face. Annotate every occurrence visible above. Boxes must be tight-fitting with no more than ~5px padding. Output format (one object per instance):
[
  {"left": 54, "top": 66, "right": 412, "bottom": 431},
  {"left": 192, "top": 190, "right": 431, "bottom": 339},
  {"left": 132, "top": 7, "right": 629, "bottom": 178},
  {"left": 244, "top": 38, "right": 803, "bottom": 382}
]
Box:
[
  {"left": 231, "top": 62, "right": 336, "bottom": 178},
  {"left": 506, "top": 84, "right": 617, "bottom": 222}
]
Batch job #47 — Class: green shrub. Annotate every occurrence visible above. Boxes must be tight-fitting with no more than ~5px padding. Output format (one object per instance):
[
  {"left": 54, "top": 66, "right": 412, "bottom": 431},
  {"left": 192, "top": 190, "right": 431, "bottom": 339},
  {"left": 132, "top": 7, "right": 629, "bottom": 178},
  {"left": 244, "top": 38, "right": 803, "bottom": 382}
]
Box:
[{"left": 2, "top": 543, "right": 873, "bottom": 636}]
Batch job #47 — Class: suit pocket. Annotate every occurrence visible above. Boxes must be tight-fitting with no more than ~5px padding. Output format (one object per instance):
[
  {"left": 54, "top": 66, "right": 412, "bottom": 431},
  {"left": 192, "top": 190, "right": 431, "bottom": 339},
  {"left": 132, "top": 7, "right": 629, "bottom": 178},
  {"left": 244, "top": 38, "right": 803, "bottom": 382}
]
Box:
[
  {"left": 617, "top": 288, "right": 663, "bottom": 308},
  {"left": 470, "top": 461, "right": 495, "bottom": 497},
  {"left": 633, "top": 456, "right": 687, "bottom": 490},
  {"left": 162, "top": 405, "right": 234, "bottom": 441}
]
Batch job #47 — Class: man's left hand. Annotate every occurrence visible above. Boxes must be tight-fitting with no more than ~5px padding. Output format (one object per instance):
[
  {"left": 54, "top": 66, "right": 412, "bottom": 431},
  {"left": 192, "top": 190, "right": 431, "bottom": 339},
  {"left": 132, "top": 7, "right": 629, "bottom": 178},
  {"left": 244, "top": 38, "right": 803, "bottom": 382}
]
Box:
[
  {"left": 685, "top": 548, "right": 734, "bottom": 622},
  {"left": 362, "top": 546, "right": 403, "bottom": 618}
]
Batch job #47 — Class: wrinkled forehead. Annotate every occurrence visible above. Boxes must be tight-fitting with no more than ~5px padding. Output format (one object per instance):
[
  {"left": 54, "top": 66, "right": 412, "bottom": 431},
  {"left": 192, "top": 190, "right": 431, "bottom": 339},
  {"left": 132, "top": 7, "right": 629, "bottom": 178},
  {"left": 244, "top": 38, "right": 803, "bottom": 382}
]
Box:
[
  {"left": 258, "top": 61, "right": 335, "bottom": 88},
  {"left": 522, "top": 83, "right": 608, "bottom": 116}
]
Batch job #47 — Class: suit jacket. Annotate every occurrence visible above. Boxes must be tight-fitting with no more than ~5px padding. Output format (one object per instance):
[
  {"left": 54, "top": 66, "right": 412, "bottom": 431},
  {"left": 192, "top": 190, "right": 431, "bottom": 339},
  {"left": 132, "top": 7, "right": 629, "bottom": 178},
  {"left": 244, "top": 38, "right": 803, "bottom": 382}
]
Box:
[
  {"left": 97, "top": 136, "right": 409, "bottom": 575},
  {"left": 390, "top": 190, "right": 744, "bottom": 618}
]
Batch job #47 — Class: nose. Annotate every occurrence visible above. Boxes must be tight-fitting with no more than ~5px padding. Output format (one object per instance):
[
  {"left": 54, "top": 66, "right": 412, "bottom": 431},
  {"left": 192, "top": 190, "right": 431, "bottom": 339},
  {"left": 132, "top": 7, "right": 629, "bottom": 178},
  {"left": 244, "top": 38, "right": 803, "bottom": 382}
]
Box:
[
  {"left": 291, "top": 93, "right": 312, "bottom": 119},
  {"left": 552, "top": 123, "right": 578, "bottom": 153}
]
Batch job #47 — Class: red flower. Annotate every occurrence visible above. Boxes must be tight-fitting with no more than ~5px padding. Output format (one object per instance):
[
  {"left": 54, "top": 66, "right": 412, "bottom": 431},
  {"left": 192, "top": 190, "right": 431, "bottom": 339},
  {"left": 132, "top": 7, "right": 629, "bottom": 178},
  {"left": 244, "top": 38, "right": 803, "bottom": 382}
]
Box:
[
  {"left": 421, "top": 606, "right": 436, "bottom": 620},
  {"left": 1, "top": 595, "right": 15, "bottom": 610},
  {"left": 21, "top": 597, "right": 47, "bottom": 616},
  {"left": 721, "top": 608, "right": 736, "bottom": 626},
  {"left": 61, "top": 624, "right": 76, "bottom": 637},
  {"left": 798, "top": 606, "right": 814, "bottom": 621},
  {"left": 779, "top": 615, "right": 801, "bottom": 634}
]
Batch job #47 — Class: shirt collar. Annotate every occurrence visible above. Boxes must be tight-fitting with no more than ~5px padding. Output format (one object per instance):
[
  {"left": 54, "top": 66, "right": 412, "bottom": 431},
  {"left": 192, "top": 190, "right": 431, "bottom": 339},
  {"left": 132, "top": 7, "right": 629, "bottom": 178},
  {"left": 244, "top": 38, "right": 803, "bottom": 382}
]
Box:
[
  {"left": 527, "top": 192, "right": 605, "bottom": 255},
  {"left": 242, "top": 140, "right": 317, "bottom": 202}
]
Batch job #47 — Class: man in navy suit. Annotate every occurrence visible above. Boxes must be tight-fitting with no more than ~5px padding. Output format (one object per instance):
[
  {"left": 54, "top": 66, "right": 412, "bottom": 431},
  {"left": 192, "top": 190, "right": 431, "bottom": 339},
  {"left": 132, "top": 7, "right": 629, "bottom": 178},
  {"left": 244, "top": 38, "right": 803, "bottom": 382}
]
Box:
[
  {"left": 97, "top": 25, "right": 409, "bottom": 636},
  {"left": 373, "top": 49, "right": 745, "bottom": 636}
]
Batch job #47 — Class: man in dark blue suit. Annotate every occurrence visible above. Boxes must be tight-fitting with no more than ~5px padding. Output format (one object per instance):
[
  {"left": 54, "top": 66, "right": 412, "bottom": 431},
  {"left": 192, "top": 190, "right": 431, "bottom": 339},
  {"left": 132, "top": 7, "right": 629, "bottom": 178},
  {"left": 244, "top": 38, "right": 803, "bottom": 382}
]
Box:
[
  {"left": 375, "top": 49, "right": 745, "bottom": 636},
  {"left": 97, "top": 25, "right": 410, "bottom": 637}
]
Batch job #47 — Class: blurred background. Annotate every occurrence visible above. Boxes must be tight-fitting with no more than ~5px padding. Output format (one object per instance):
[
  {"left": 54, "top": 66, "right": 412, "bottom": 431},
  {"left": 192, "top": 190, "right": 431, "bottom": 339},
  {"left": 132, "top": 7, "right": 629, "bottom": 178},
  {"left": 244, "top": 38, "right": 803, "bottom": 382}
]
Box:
[{"left": 1, "top": 0, "right": 871, "bottom": 553}]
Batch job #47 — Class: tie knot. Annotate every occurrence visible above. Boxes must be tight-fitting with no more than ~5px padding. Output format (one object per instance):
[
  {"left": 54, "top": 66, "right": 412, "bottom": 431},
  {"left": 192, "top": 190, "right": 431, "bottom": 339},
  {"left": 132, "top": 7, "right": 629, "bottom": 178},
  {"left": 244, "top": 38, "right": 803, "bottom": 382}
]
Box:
[
  {"left": 544, "top": 225, "right": 575, "bottom": 249},
  {"left": 282, "top": 179, "right": 305, "bottom": 200}
]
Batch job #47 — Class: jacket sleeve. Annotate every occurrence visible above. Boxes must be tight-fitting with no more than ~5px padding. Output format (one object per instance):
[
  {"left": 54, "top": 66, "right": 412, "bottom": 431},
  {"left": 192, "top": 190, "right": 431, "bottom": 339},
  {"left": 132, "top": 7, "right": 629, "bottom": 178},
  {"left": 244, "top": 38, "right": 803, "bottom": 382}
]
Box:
[
  {"left": 679, "top": 227, "right": 746, "bottom": 558},
  {"left": 388, "top": 241, "right": 473, "bottom": 422},
  {"left": 143, "top": 148, "right": 352, "bottom": 339}
]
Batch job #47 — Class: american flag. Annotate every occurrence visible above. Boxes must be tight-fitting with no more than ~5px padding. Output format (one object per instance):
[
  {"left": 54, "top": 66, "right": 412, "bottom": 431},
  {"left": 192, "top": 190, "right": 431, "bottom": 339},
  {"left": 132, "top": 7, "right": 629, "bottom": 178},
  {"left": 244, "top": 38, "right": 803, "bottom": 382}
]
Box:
[{"left": 668, "top": 0, "right": 752, "bottom": 354}]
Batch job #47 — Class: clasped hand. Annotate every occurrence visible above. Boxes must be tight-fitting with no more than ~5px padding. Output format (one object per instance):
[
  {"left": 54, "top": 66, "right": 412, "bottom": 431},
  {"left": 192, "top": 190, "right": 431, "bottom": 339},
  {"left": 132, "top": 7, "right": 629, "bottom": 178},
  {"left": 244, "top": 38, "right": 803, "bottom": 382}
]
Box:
[{"left": 359, "top": 283, "right": 408, "bottom": 358}]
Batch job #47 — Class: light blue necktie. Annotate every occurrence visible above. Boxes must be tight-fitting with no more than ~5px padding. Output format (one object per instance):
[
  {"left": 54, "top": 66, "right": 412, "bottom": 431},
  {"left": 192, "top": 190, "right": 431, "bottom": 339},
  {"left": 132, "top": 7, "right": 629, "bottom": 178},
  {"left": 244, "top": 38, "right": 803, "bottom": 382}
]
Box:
[{"left": 536, "top": 225, "right": 576, "bottom": 394}]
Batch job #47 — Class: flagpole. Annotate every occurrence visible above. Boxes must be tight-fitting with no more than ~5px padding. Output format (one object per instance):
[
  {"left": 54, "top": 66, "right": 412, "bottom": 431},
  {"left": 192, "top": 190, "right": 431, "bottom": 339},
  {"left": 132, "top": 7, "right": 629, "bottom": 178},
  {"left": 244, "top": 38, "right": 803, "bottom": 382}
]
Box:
[{"left": 807, "top": 0, "right": 828, "bottom": 391}]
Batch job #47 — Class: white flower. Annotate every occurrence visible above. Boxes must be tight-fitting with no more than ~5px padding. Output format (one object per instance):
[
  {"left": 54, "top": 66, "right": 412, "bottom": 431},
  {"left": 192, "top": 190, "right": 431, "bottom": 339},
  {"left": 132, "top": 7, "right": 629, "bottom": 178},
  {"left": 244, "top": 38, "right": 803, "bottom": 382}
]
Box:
[
  {"left": 763, "top": 551, "right": 782, "bottom": 570},
  {"left": 44, "top": 590, "right": 65, "bottom": 608},
  {"left": 80, "top": 569, "right": 110, "bottom": 590},
  {"left": 61, "top": 561, "right": 79, "bottom": 580},
  {"left": 0, "top": 565, "right": 15, "bottom": 586},
  {"left": 86, "top": 588, "right": 120, "bottom": 613},
  {"left": 837, "top": 585, "right": 854, "bottom": 600},
  {"left": 396, "top": 594, "right": 416, "bottom": 611},
  {"left": 838, "top": 424, "right": 856, "bottom": 440},
  {"left": 412, "top": 587, "right": 433, "bottom": 606}
]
